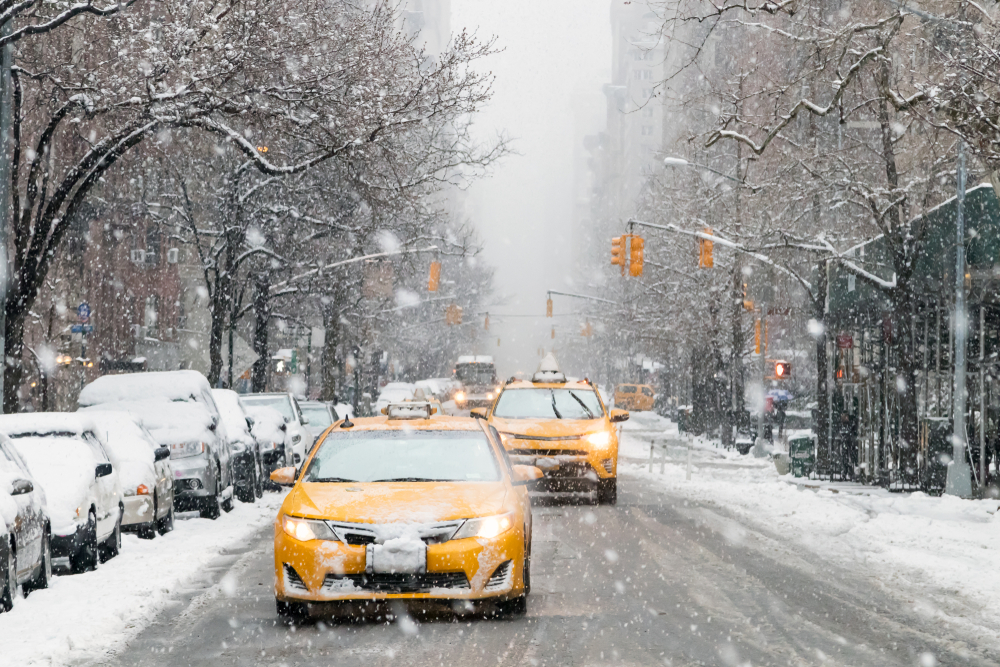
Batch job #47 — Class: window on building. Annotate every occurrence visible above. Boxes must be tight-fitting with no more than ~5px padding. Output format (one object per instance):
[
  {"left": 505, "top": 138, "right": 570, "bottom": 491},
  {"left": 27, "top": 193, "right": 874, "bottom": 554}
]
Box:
[
  {"left": 641, "top": 125, "right": 655, "bottom": 136},
  {"left": 144, "top": 295, "right": 159, "bottom": 337}
]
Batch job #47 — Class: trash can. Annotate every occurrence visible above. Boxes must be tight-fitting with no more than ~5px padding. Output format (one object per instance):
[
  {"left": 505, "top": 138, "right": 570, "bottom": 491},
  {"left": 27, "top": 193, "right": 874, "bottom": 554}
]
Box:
[{"left": 789, "top": 434, "right": 816, "bottom": 478}]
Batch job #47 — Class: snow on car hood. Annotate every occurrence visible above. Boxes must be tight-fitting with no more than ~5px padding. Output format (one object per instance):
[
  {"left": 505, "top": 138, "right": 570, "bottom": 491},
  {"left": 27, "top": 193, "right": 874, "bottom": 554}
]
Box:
[
  {"left": 286, "top": 481, "right": 507, "bottom": 523},
  {"left": 490, "top": 417, "right": 607, "bottom": 439},
  {"left": 7, "top": 436, "right": 96, "bottom": 531}
]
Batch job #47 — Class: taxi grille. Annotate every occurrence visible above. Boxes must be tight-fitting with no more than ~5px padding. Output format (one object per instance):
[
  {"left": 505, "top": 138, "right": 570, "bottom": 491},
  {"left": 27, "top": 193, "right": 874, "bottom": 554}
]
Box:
[
  {"left": 322, "top": 571, "right": 469, "bottom": 593},
  {"left": 484, "top": 560, "right": 513, "bottom": 592},
  {"left": 507, "top": 448, "right": 587, "bottom": 457}
]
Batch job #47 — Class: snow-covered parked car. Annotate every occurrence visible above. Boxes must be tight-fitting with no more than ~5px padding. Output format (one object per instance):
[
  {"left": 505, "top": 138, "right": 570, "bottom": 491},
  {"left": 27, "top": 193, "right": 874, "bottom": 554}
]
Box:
[
  {"left": 0, "top": 434, "right": 51, "bottom": 610},
  {"left": 79, "top": 370, "right": 223, "bottom": 429},
  {"left": 245, "top": 405, "right": 290, "bottom": 481},
  {"left": 212, "top": 389, "right": 262, "bottom": 503},
  {"left": 0, "top": 414, "right": 123, "bottom": 574},
  {"left": 83, "top": 411, "right": 174, "bottom": 538},
  {"left": 241, "top": 393, "right": 313, "bottom": 466},
  {"left": 84, "top": 400, "right": 234, "bottom": 520},
  {"left": 374, "top": 382, "right": 416, "bottom": 413}
]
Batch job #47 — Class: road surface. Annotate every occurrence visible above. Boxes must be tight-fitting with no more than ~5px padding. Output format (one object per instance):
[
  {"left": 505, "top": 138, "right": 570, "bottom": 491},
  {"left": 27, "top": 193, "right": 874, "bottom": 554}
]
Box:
[{"left": 93, "top": 461, "right": 996, "bottom": 667}]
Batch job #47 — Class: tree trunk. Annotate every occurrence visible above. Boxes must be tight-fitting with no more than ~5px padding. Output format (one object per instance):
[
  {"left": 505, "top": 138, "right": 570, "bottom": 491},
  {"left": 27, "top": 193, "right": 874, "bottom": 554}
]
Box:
[
  {"left": 814, "top": 259, "right": 830, "bottom": 471},
  {"left": 207, "top": 283, "right": 226, "bottom": 387},
  {"left": 3, "top": 307, "right": 24, "bottom": 413},
  {"left": 251, "top": 273, "right": 269, "bottom": 393},
  {"left": 321, "top": 302, "right": 341, "bottom": 402},
  {"left": 893, "top": 278, "right": 920, "bottom": 483}
]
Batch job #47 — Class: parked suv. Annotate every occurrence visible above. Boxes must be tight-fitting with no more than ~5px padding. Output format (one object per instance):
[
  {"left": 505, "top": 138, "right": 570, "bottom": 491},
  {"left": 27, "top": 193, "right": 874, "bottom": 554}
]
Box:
[
  {"left": 241, "top": 393, "right": 314, "bottom": 466},
  {"left": 0, "top": 434, "right": 51, "bottom": 610}
]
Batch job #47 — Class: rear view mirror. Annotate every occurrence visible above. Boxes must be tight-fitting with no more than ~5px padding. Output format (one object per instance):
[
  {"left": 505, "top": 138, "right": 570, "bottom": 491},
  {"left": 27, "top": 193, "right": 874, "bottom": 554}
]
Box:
[
  {"left": 270, "top": 467, "right": 297, "bottom": 487},
  {"left": 511, "top": 464, "right": 543, "bottom": 487},
  {"left": 10, "top": 478, "right": 33, "bottom": 495},
  {"left": 95, "top": 462, "right": 113, "bottom": 478},
  {"left": 470, "top": 407, "right": 487, "bottom": 419},
  {"left": 610, "top": 409, "right": 630, "bottom": 423},
  {"left": 154, "top": 447, "right": 171, "bottom": 462}
]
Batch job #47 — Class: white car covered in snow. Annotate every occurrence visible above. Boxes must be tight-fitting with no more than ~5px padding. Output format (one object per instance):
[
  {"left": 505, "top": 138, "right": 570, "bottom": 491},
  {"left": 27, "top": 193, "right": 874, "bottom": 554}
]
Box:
[
  {"left": 0, "top": 414, "right": 123, "bottom": 574},
  {"left": 241, "top": 393, "right": 313, "bottom": 466},
  {"left": 212, "top": 389, "right": 262, "bottom": 503},
  {"left": 85, "top": 399, "right": 234, "bottom": 519},
  {"left": 83, "top": 411, "right": 174, "bottom": 538}
]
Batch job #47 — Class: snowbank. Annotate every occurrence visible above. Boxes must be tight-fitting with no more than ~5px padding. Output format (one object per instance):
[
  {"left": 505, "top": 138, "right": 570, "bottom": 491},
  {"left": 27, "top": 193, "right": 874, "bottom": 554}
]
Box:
[
  {"left": 0, "top": 492, "right": 285, "bottom": 666},
  {"left": 619, "top": 428, "right": 1000, "bottom": 651}
]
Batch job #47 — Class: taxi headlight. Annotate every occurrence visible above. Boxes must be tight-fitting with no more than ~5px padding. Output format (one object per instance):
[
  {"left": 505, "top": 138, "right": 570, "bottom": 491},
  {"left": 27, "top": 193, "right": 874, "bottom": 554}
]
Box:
[
  {"left": 585, "top": 430, "right": 612, "bottom": 447},
  {"left": 452, "top": 512, "right": 515, "bottom": 540},
  {"left": 281, "top": 515, "right": 338, "bottom": 542},
  {"left": 455, "top": 391, "right": 466, "bottom": 403}
]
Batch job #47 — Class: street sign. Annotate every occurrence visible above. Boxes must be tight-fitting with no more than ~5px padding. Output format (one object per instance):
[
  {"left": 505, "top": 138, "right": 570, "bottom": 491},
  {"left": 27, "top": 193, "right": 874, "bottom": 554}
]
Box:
[
  {"left": 70, "top": 324, "right": 94, "bottom": 334},
  {"left": 77, "top": 303, "right": 91, "bottom": 323},
  {"left": 836, "top": 334, "right": 853, "bottom": 349}
]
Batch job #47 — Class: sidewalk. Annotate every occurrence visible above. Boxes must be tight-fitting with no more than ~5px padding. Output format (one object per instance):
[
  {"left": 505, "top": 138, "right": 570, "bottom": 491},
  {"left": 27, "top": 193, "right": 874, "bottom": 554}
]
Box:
[{"left": 781, "top": 476, "right": 890, "bottom": 496}]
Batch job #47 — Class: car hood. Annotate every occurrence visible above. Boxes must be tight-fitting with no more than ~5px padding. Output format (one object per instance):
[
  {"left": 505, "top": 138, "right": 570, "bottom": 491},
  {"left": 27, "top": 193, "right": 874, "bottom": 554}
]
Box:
[
  {"left": 285, "top": 481, "right": 507, "bottom": 523},
  {"left": 490, "top": 417, "right": 607, "bottom": 439}
]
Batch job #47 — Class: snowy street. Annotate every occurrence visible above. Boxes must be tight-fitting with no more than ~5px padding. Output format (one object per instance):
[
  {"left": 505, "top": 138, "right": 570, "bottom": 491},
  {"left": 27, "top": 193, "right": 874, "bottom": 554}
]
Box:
[{"left": 3, "top": 417, "right": 985, "bottom": 667}]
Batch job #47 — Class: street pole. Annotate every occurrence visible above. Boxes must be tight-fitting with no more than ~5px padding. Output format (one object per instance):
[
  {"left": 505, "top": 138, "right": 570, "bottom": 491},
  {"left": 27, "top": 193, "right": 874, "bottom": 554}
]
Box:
[
  {"left": 753, "top": 303, "right": 769, "bottom": 458},
  {"left": 947, "top": 140, "right": 973, "bottom": 497},
  {"left": 0, "top": 20, "right": 12, "bottom": 412}
]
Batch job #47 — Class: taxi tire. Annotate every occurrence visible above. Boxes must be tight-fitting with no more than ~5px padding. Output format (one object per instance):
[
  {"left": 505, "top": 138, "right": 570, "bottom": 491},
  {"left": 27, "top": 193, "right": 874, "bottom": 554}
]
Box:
[
  {"left": 598, "top": 478, "right": 617, "bottom": 505},
  {"left": 496, "top": 594, "right": 527, "bottom": 618},
  {"left": 276, "top": 598, "right": 309, "bottom": 623}
]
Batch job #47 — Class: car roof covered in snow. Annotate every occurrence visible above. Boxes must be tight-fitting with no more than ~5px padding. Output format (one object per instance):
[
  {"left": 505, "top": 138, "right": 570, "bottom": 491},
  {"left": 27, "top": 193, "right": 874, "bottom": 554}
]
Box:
[
  {"left": 0, "top": 412, "right": 100, "bottom": 440},
  {"left": 81, "top": 399, "right": 216, "bottom": 445},
  {"left": 78, "top": 370, "right": 217, "bottom": 415},
  {"left": 456, "top": 355, "right": 494, "bottom": 364}
]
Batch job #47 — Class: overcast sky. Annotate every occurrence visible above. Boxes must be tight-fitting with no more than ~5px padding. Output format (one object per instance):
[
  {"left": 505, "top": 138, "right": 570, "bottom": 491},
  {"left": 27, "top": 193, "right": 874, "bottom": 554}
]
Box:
[{"left": 452, "top": 0, "right": 612, "bottom": 378}]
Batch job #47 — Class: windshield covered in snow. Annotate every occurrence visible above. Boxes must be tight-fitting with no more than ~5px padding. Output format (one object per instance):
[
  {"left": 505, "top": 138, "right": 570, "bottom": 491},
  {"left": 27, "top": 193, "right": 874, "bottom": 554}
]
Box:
[
  {"left": 242, "top": 395, "right": 294, "bottom": 421},
  {"left": 493, "top": 388, "right": 604, "bottom": 420},
  {"left": 303, "top": 430, "right": 500, "bottom": 483}
]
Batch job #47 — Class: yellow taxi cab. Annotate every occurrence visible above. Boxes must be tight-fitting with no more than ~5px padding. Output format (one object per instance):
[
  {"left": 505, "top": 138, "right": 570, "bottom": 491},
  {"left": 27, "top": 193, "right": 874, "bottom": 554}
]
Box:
[
  {"left": 269, "top": 401, "right": 542, "bottom": 621},
  {"left": 614, "top": 383, "right": 655, "bottom": 411},
  {"left": 475, "top": 356, "right": 629, "bottom": 504}
]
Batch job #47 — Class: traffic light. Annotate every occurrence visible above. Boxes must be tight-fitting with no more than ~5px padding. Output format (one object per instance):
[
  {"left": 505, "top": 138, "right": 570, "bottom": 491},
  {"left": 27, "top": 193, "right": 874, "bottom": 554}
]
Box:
[
  {"left": 611, "top": 235, "right": 626, "bottom": 275},
  {"left": 754, "top": 318, "right": 761, "bottom": 354},
  {"left": 546, "top": 297, "right": 553, "bottom": 318},
  {"left": 581, "top": 321, "right": 593, "bottom": 337},
  {"left": 773, "top": 360, "right": 791, "bottom": 379},
  {"left": 428, "top": 260, "right": 441, "bottom": 292},
  {"left": 484, "top": 313, "right": 490, "bottom": 331},
  {"left": 551, "top": 326, "right": 555, "bottom": 339},
  {"left": 629, "top": 235, "right": 644, "bottom": 277},
  {"left": 698, "top": 227, "right": 714, "bottom": 268}
]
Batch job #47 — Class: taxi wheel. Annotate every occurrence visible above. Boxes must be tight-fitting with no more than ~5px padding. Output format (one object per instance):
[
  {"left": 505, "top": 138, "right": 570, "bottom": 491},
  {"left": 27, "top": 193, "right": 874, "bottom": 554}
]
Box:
[
  {"left": 598, "top": 478, "right": 617, "bottom": 505},
  {"left": 496, "top": 594, "right": 527, "bottom": 618},
  {"left": 276, "top": 598, "right": 309, "bottom": 623}
]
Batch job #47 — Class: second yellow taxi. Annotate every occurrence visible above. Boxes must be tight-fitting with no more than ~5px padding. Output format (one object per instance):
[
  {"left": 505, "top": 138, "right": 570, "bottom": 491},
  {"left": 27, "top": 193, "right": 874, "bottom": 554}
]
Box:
[{"left": 270, "top": 402, "right": 541, "bottom": 621}]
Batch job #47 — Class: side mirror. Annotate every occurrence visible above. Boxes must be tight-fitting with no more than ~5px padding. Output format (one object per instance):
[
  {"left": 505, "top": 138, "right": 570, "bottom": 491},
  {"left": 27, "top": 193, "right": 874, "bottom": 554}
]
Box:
[
  {"left": 470, "top": 407, "right": 487, "bottom": 420},
  {"left": 246, "top": 417, "right": 255, "bottom": 429},
  {"left": 610, "top": 409, "right": 630, "bottom": 423},
  {"left": 95, "top": 462, "right": 113, "bottom": 478},
  {"left": 154, "top": 447, "right": 171, "bottom": 462},
  {"left": 270, "top": 467, "right": 297, "bottom": 487},
  {"left": 209, "top": 420, "right": 218, "bottom": 431},
  {"left": 511, "top": 465, "right": 543, "bottom": 487},
  {"left": 301, "top": 417, "right": 310, "bottom": 425},
  {"left": 10, "top": 478, "right": 33, "bottom": 495}
]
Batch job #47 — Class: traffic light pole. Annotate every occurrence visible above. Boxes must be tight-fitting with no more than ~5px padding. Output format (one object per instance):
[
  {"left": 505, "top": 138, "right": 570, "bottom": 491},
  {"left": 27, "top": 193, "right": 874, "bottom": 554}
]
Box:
[
  {"left": 545, "top": 290, "right": 617, "bottom": 305},
  {"left": 753, "top": 303, "right": 769, "bottom": 458}
]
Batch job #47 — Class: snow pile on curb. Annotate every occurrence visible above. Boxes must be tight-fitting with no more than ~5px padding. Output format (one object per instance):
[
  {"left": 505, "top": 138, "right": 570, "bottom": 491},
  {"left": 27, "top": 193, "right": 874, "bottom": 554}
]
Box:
[
  {"left": 620, "top": 425, "right": 1000, "bottom": 649},
  {"left": 1, "top": 492, "right": 284, "bottom": 666}
]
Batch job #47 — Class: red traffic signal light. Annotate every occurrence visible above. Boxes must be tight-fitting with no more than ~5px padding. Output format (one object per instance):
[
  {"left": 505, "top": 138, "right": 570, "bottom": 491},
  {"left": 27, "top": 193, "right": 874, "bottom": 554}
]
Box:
[
  {"left": 629, "top": 235, "right": 644, "bottom": 277},
  {"left": 698, "top": 227, "right": 714, "bottom": 268},
  {"left": 428, "top": 260, "right": 442, "bottom": 292},
  {"left": 773, "top": 360, "right": 791, "bottom": 379}
]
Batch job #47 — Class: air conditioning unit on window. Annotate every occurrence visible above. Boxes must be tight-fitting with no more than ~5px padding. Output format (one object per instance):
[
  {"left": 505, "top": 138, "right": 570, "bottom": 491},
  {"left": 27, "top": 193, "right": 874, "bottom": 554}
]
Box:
[
  {"left": 130, "top": 249, "right": 146, "bottom": 264},
  {"left": 167, "top": 248, "right": 179, "bottom": 264}
]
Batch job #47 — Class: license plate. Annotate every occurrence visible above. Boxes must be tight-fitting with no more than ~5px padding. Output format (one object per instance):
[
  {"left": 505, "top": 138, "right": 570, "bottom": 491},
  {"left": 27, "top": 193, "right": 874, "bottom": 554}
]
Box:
[{"left": 366, "top": 540, "right": 427, "bottom": 574}]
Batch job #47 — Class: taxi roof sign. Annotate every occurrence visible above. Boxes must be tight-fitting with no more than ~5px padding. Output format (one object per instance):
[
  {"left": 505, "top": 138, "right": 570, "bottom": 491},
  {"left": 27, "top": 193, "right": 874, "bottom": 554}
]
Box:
[
  {"left": 531, "top": 353, "right": 566, "bottom": 383},
  {"left": 382, "top": 402, "right": 437, "bottom": 420}
]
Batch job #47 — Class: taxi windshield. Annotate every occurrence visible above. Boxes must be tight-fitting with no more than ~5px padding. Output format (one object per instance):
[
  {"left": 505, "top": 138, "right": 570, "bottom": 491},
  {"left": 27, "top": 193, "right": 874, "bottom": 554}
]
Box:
[
  {"left": 303, "top": 430, "right": 500, "bottom": 483},
  {"left": 492, "top": 388, "right": 603, "bottom": 420}
]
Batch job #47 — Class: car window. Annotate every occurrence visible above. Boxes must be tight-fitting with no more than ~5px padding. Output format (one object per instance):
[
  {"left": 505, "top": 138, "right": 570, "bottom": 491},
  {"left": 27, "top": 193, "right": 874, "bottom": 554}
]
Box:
[
  {"left": 492, "top": 388, "right": 604, "bottom": 420},
  {"left": 641, "top": 387, "right": 654, "bottom": 396},
  {"left": 0, "top": 443, "right": 24, "bottom": 477},
  {"left": 301, "top": 406, "right": 333, "bottom": 429},
  {"left": 83, "top": 432, "right": 110, "bottom": 462},
  {"left": 487, "top": 425, "right": 515, "bottom": 477},
  {"left": 619, "top": 386, "right": 636, "bottom": 394},
  {"left": 242, "top": 395, "right": 294, "bottom": 421},
  {"left": 303, "top": 430, "right": 500, "bottom": 483},
  {"left": 0, "top": 440, "right": 29, "bottom": 475}
]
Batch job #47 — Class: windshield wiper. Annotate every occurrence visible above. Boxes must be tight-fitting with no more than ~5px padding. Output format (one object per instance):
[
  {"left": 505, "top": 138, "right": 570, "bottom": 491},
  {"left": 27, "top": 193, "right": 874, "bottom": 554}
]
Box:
[
  {"left": 372, "top": 477, "right": 439, "bottom": 482},
  {"left": 568, "top": 391, "right": 595, "bottom": 419},
  {"left": 310, "top": 477, "right": 357, "bottom": 483},
  {"left": 550, "top": 389, "right": 563, "bottom": 419}
]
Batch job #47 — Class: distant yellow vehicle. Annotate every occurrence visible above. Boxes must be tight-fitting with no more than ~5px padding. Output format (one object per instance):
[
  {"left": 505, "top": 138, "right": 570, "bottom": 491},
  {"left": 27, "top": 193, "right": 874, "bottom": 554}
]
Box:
[
  {"left": 271, "top": 402, "right": 540, "bottom": 621},
  {"left": 614, "top": 384, "right": 655, "bottom": 412},
  {"left": 479, "top": 356, "right": 628, "bottom": 504}
]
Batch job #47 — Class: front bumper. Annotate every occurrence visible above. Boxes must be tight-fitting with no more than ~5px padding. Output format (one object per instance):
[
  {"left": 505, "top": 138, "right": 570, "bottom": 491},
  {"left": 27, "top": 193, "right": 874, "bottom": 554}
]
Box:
[
  {"left": 274, "top": 525, "right": 525, "bottom": 603},
  {"left": 455, "top": 393, "right": 494, "bottom": 409},
  {"left": 232, "top": 450, "right": 256, "bottom": 486},
  {"left": 52, "top": 521, "right": 88, "bottom": 560},
  {"left": 122, "top": 494, "right": 155, "bottom": 528},
  {"left": 171, "top": 455, "right": 216, "bottom": 508},
  {"left": 506, "top": 444, "right": 617, "bottom": 482}
]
